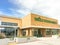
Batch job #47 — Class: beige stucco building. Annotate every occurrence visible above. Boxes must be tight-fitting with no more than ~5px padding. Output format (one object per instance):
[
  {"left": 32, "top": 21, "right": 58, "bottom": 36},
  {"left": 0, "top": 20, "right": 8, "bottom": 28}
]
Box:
[{"left": 0, "top": 13, "right": 60, "bottom": 37}]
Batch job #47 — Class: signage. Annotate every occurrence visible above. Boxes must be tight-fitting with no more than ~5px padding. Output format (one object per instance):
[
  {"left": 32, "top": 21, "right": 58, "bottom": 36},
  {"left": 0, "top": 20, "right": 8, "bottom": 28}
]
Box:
[{"left": 35, "top": 17, "right": 57, "bottom": 24}]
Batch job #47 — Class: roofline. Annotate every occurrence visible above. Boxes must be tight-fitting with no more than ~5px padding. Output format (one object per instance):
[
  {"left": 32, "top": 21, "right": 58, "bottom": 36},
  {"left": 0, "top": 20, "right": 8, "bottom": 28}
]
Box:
[
  {"left": 21, "top": 13, "right": 57, "bottom": 22},
  {"left": 21, "top": 13, "right": 31, "bottom": 19},
  {"left": 0, "top": 14, "right": 21, "bottom": 20},
  {"left": 31, "top": 13, "right": 57, "bottom": 21},
  {"left": 0, "top": 13, "right": 58, "bottom": 21}
]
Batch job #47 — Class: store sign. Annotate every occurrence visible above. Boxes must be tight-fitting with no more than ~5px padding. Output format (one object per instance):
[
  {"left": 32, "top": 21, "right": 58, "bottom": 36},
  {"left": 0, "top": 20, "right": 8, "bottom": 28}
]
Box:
[{"left": 34, "top": 17, "right": 57, "bottom": 24}]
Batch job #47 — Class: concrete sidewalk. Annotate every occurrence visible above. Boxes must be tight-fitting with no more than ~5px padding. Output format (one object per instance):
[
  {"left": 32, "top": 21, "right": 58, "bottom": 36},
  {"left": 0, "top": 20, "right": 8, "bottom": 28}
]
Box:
[
  {"left": 0, "top": 38, "right": 10, "bottom": 45},
  {"left": 17, "top": 37, "right": 60, "bottom": 45}
]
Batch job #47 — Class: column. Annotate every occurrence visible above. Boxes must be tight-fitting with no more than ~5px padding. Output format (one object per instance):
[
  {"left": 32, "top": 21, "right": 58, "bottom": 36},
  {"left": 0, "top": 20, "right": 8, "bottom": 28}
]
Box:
[
  {"left": 19, "top": 29, "right": 22, "bottom": 37},
  {"left": 26, "top": 29, "right": 29, "bottom": 36},
  {"left": 41, "top": 28, "right": 46, "bottom": 37},
  {"left": 29, "top": 29, "right": 33, "bottom": 36},
  {"left": 17, "top": 29, "right": 20, "bottom": 37},
  {"left": 50, "top": 29, "right": 52, "bottom": 36},
  {"left": 58, "top": 29, "right": 60, "bottom": 34},
  {"left": 26, "top": 29, "right": 33, "bottom": 37}
]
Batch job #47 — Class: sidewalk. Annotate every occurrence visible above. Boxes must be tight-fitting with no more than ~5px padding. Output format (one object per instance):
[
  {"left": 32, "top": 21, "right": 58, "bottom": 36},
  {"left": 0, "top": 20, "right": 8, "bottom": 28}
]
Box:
[{"left": 17, "top": 37, "right": 60, "bottom": 45}]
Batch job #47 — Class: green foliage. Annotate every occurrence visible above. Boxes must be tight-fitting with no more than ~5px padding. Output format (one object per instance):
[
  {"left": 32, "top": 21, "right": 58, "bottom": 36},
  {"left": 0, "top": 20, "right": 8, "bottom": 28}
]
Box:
[{"left": 0, "top": 33, "right": 6, "bottom": 39}]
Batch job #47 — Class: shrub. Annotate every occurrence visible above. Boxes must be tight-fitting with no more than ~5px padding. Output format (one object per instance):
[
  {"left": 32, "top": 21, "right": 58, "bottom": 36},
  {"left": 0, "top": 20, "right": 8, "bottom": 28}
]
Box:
[
  {"left": 58, "top": 34, "right": 60, "bottom": 37},
  {"left": 0, "top": 33, "right": 6, "bottom": 39}
]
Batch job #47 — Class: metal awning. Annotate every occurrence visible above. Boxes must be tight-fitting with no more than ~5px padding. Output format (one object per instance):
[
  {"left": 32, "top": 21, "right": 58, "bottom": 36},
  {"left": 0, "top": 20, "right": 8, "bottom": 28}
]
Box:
[{"left": 0, "top": 25, "right": 19, "bottom": 28}]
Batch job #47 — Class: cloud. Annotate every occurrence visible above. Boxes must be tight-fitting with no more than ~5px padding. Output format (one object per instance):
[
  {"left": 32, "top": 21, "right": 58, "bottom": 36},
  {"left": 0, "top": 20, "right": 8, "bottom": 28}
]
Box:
[
  {"left": 9, "top": 0, "right": 60, "bottom": 17},
  {"left": 20, "top": 0, "right": 37, "bottom": 10},
  {"left": 9, "top": 0, "right": 37, "bottom": 17},
  {"left": 9, "top": 8, "right": 31, "bottom": 17},
  {"left": 32, "top": 0, "right": 60, "bottom": 24},
  {"left": 0, "top": 9, "right": 21, "bottom": 18},
  {"left": 0, "top": 11, "right": 4, "bottom": 14},
  {"left": 0, "top": 9, "right": 6, "bottom": 15},
  {"left": 16, "top": 10, "right": 30, "bottom": 15},
  {"left": 9, "top": 0, "right": 60, "bottom": 24},
  {"left": 32, "top": 0, "right": 60, "bottom": 17},
  {"left": 9, "top": 0, "right": 37, "bottom": 10},
  {"left": 0, "top": 11, "right": 8, "bottom": 15}
]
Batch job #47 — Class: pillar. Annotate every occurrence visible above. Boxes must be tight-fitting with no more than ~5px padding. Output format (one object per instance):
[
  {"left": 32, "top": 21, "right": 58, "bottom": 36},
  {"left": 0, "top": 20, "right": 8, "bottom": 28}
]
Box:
[
  {"left": 58, "top": 29, "right": 60, "bottom": 34},
  {"left": 29, "top": 29, "right": 33, "bottom": 36},
  {"left": 50, "top": 29, "right": 52, "bottom": 36},
  {"left": 41, "top": 28, "right": 46, "bottom": 37},
  {"left": 26, "top": 29, "right": 29, "bottom": 36},
  {"left": 19, "top": 29, "right": 22, "bottom": 37},
  {"left": 25, "top": 29, "right": 33, "bottom": 37},
  {"left": 17, "top": 29, "right": 20, "bottom": 37}
]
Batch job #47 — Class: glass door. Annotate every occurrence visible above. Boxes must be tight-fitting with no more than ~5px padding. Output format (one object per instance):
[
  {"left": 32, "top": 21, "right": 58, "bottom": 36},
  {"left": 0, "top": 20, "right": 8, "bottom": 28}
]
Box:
[{"left": 33, "top": 29, "right": 42, "bottom": 37}]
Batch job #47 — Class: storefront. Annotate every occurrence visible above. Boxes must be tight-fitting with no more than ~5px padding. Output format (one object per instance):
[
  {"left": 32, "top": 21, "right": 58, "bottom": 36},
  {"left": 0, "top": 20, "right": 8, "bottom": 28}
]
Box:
[
  {"left": 20, "top": 13, "right": 60, "bottom": 37},
  {"left": 0, "top": 13, "right": 60, "bottom": 37}
]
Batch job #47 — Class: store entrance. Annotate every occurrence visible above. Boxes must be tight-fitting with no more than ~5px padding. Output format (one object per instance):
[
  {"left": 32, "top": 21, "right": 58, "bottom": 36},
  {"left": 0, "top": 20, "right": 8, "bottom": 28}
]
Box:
[
  {"left": 1, "top": 27, "right": 18, "bottom": 38},
  {"left": 33, "top": 29, "right": 42, "bottom": 37}
]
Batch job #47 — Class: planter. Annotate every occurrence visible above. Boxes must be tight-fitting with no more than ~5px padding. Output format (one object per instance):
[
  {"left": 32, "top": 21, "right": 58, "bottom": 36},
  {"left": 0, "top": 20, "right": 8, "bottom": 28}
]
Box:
[
  {"left": 52, "top": 35, "right": 58, "bottom": 38},
  {"left": 14, "top": 37, "right": 37, "bottom": 43},
  {"left": 14, "top": 37, "right": 27, "bottom": 43}
]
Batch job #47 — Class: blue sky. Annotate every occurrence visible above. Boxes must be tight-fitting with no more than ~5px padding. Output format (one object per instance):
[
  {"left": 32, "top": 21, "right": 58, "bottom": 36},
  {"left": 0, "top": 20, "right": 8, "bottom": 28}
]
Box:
[
  {"left": 0, "top": 0, "right": 14, "bottom": 15},
  {"left": 0, "top": 0, "right": 24, "bottom": 18},
  {"left": 0, "top": 0, "right": 35, "bottom": 18},
  {"left": 0, "top": 0, "right": 60, "bottom": 24}
]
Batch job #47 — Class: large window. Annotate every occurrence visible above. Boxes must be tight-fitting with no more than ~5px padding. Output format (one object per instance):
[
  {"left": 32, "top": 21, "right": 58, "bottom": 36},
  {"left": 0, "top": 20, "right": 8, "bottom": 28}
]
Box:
[
  {"left": 33, "top": 29, "right": 42, "bottom": 37},
  {"left": 22, "top": 30, "right": 26, "bottom": 36},
  {"left": 1, "top": 22, "right": 18, "bottom": 26},
  {"left": 46, "top": 29, "right": 51, "bottom": 35},
  {"left": 52, "top": 29, "right": 58, "bottom": 35},
  {"left": 46, "top": 29, "right": 58, "bottom": 35},
  {"left": 1, "top": 27, "right": 16, "bottom": 38}
]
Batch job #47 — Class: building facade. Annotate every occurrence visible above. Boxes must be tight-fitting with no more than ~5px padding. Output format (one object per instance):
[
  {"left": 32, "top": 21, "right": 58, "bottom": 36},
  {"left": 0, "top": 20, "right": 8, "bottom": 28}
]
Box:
[{"left": 0, "top": 13, "right": 60, "bottom": 37}]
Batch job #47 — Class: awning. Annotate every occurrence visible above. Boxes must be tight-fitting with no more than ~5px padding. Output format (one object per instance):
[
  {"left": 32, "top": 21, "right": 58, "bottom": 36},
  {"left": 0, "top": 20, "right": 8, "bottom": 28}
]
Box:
[
  {"left": 0, "top": 25, "right": 19, "bottom": 28},
  {"left": 22, "top": 26, "right": 60, "bottom": 29}
]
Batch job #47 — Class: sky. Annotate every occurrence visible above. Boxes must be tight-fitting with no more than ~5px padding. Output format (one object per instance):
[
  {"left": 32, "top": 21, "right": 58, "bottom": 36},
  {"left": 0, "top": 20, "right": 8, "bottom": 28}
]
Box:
[{"left": 0, "top": 0, "right": 60, "bottom": 24}]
